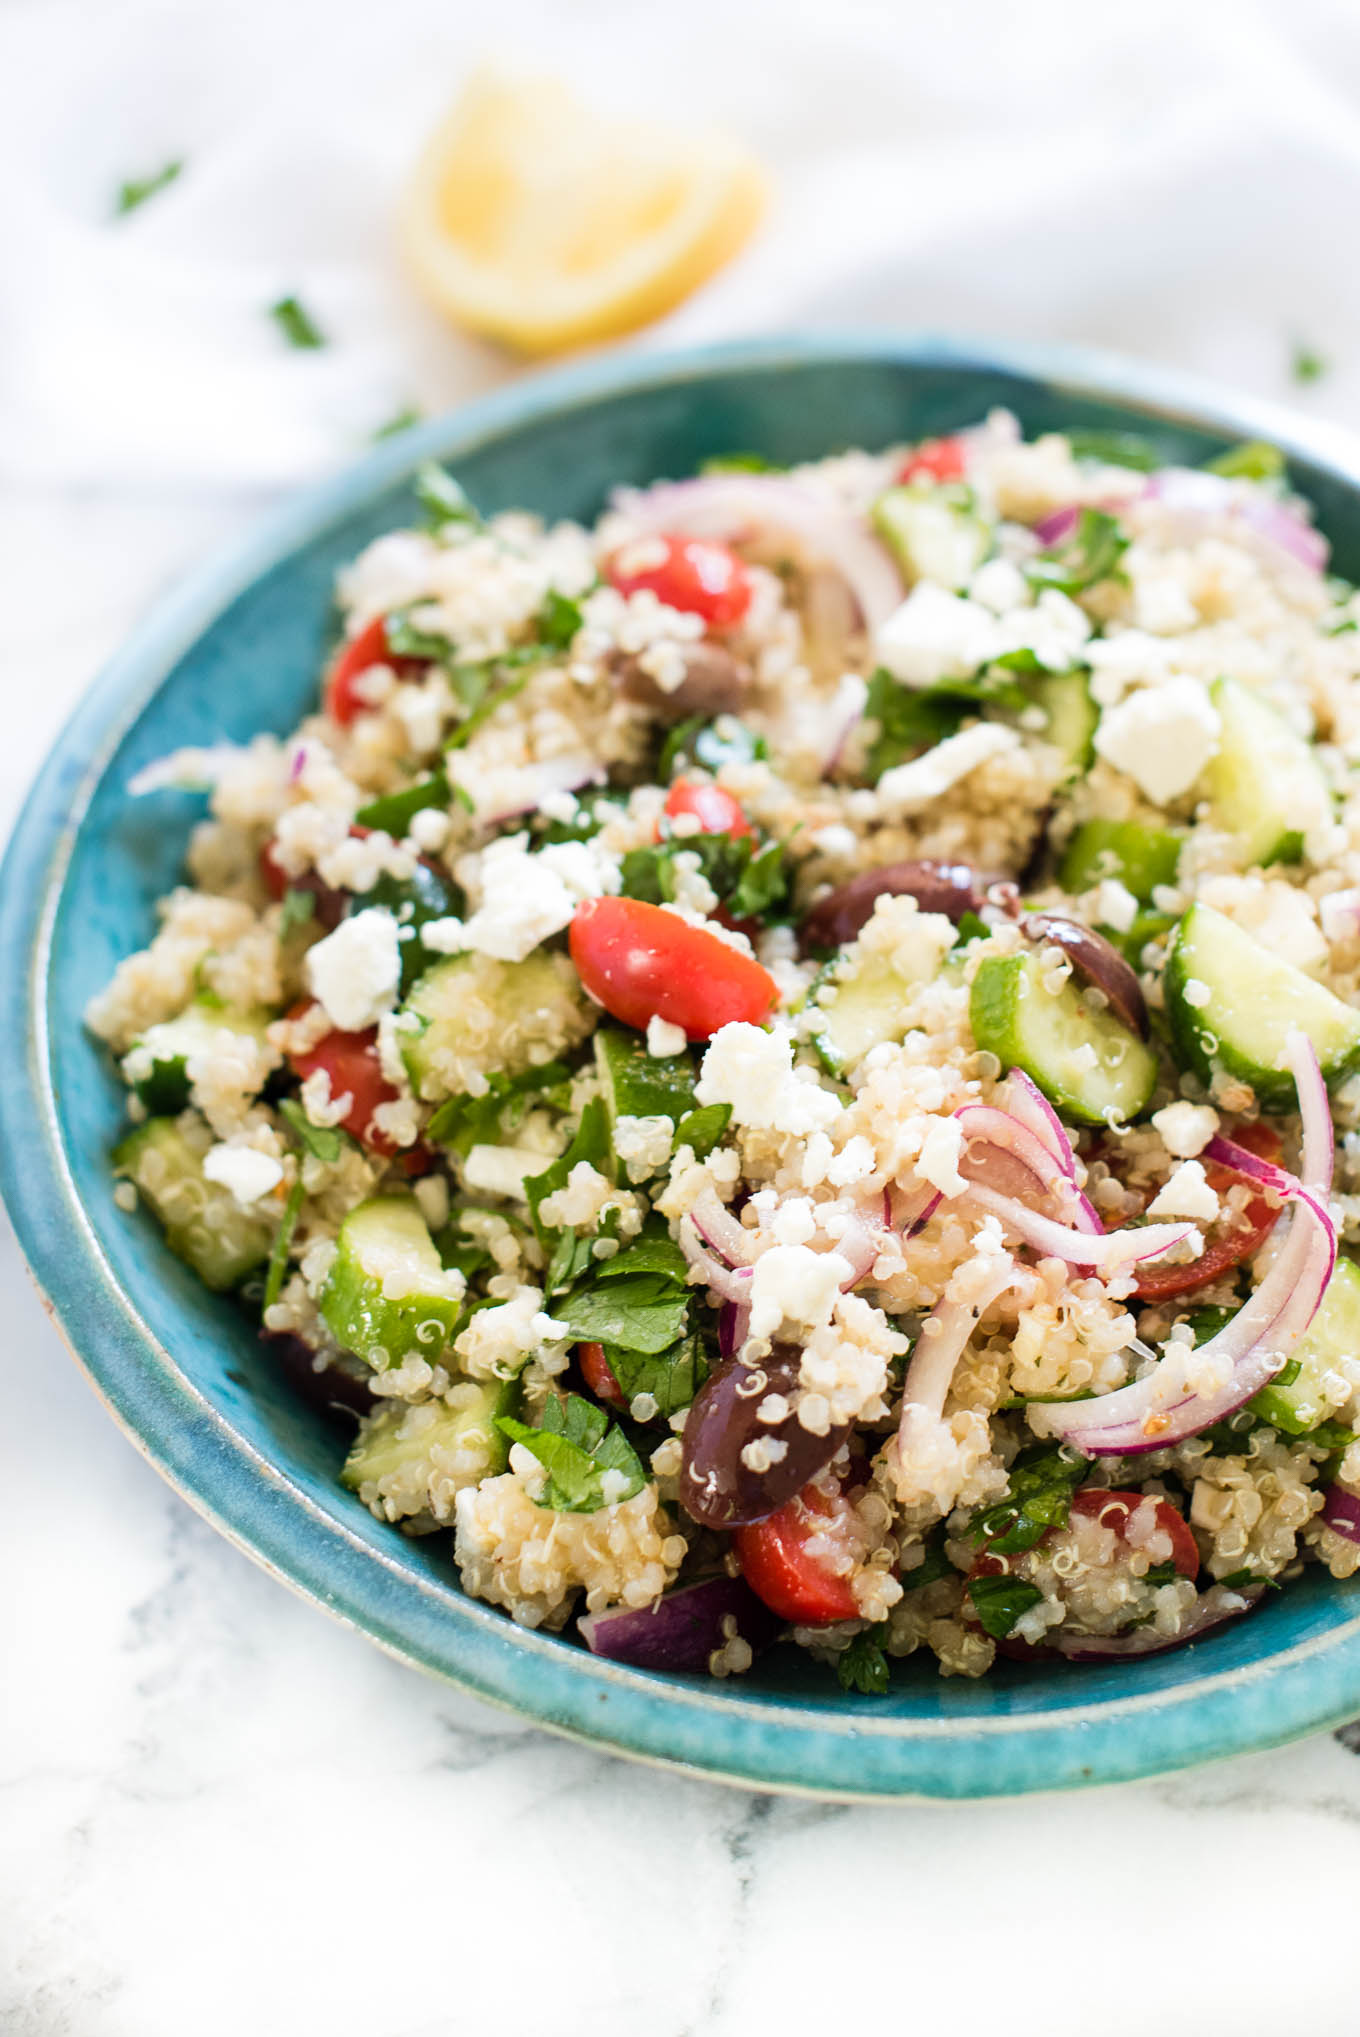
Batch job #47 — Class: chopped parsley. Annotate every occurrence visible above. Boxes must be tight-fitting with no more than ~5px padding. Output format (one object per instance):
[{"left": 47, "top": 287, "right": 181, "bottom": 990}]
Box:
[
  {"left": 657, "top": 715, "right": 768, "bottom": 782},
  {"left": 116, "top": 159, "right": 183, "bottom": 215},
  {"left": 837, "top": 1625, "right": 891, "bottom": 1695},
  {"left": 349, "top": 861, "right": 462, "bottom": 992},
  {"left": 1025, "top": 507, "right": 1128, "bottom": 597},
  {"left": 862, "top": 668, "right": 966, "bottom": 783},
  {"left": 672, "top": 1102, "right": 732, "bottom": 1160},
  {"left": 353, "top": 771, "right": 451, "bottom": 835},
  {"left": 270, "top": 295, "right": 326, "bottom": 350},
  {"left": 970, "top": 1445, "right": 1086, "bottom": 1556},
  {"left": 1064, "top": 428, "right": 1162, "bottom": 472},
  {"left": 900, "top": 1530, "right": 952, "bottom": 1592},
  {"left": 1142, "top": 1562, "right": 1180, "bottom": 1587},
  {"left": 262, "top": 1177, "right": 306, "bottom": 1311},
  {"left": 1291, "top": 344, "right": 1329, "bottom": 386},
  {"left": 1217, "top": 1568, "right": 1280, "bottom": 1592},
  {"left": 498, "top": 1393, "right": 647, "bottom": 1512},
  {"left": 967, "top": 1573, "right": 1044, "bottom": 1640},
  {"left": 619, "top": 828, "right": 792, "bottom": 926},
  {"left": 525, "top": 1097, "right": 610, "bottom": 1249},
  {"left": 699, "top": 451, "right": 780, "bottom": 474},
  {"left": 373, "top": 405, "right": 423, "bottom": 441},
  {"left": 414, "top": 462, "right": 478, "bottom": 530},
  {"left": 607, "top": 1331, "right": 710, "bottom": 1420},
  {"left": 277, "top": 1098, "right": 344, "bottom": 1163},
  {"left": 1206, "top": 439, "right": 1285, "bottom": 482},
  {"left": 536, "top": 589, "right": 586, "bottom": 651},
  {"left": 383, "top": 612, "right": 458, "bottom": 662},
  {"left": 428, "top": 1062, "right": 573, "bottom": 1158}
]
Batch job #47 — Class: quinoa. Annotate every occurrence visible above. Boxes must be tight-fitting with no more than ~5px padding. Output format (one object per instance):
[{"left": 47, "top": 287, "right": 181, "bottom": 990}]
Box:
[{"left": 90, "top": 418, "right": 1360, "bottom": 1685}]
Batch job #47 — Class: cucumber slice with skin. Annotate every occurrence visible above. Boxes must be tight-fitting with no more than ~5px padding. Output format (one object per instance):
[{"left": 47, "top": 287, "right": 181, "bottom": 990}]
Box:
[
  {"left": 320, "top": 1195, "right": 467, "bottom": 1368},
  {"left": 805, "top": 952, "right": 920, "bottom": 1076},
  {"left": 124, "top": 999, "right": 274, "bottom": 1116},
  {"left": 400, "top": 949, "right": 593, "bottom": 1102},
  {"left": 1031, "top": 670, "right": 1097, "bottom": 778},
  {"left": 1059, "top": 820, "right": 1181, "bottom": 903},
  {"left": 1204, "top": 676, "right": 1331, "bottom": 868},
  {"left": 113, "top": 1115, "right": 276, "bottom": 1291},
  {"left": 1249, "top": 1256, "right": 1360, "bottom": 1434},
  {"left": 1165, "top": 903, "right": 1360, "bottom": 1104},
  {"left": 594, "top": 1025, "right": 696, "bottom": 1129},
  {"left": 872, "top": 483, "right": 992, "bottom": 590},
  {"left": 342, "top": 1376, "right": 518, "bottom": 1519},
  {"left": 970, "top": 951, "right": 1158, "bottom": 1124}
]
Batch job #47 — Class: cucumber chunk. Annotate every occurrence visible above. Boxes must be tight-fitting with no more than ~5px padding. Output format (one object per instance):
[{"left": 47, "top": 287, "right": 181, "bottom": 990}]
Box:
[
  {"left": 320, "top": 1196, "right": 467, "bottom": 1368},
  {"left": 400, "top": 949, "right": 593, "bottom": 1102},
  {"left": 1204, "top": 676, "right": 1331, "bottom": 867},
  {"left": 113, "top": 1115, "right": 276, "bottom": 1291},
  {"left": 970, "top": 951, "right": 1158, "bottom": 1124},
  {"left": 594, "top": 1025, "right": 695, "bottom": 1129},
  {"left": 1059, "top": 819, "right": 1181, "bottom": 903},
  {"left": 1164, "top": 903, "right": 1360, "bottom": 1104},
  {"left": 124, "top": 999, "right": 273, "bottom": 1116},
  {"left": 342, "top": 1377, "right": 517, "bottom": 1520},
  {"left": 872, "top": 483, "right": 992, "bottom": 590},
  {"left": 804, "top": 953, "right": 919, "bottom": 1076},
  {"left": 1030, "top": 670, "right": 1097, "bottom": 778},
  {"left": 1249, "top": 1257, "right": 1360, "bottom": 1434}
]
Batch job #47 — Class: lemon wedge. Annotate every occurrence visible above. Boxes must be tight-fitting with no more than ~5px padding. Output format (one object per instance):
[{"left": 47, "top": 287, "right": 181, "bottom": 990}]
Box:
[{"left": 398, "top": 73, "right": 767, "bottom": 355}]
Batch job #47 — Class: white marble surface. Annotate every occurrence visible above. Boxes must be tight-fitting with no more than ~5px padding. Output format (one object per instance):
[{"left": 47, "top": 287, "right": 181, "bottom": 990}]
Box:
[{"left": 11, "top": 2, "right": 1360, "bottom": 2030}]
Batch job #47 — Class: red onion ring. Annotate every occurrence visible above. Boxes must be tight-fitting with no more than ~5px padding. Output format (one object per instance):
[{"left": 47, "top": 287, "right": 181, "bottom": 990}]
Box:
[
  {"left": 1321, "top": 1485, "right": 1360, "bottom": 1544},
  {"left": 965, "top": 1184, "right": 1196, "bottom": 1270},
  {"left": 688, "top": 1186, "right": 756, "bottom": 1269},
  {"left": 1003, "top": 1071, "right": 1080, "bottom": 1184},
  {"left": 578, "top": 1574, "right": 780, "bottom": 1673},
  {"left": 1052, "top": 1583, "right": 1264, "bottom": 1660}
]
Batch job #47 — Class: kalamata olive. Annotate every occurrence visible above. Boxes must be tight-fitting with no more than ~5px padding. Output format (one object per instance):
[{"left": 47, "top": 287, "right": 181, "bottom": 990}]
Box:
[
  {"left": 615, "top": 642, "right": 752, "bottom": 720},
  {"left": 678, "top": 1344, "right": 850, "bottom": 1529},
  {"left": 262, "top": 1331, "right": 374, "bottom": 1419},
  {"left": 260, "top": 840, "right": 350, "bottom": 930},
  {"left": 799, "top": 858, "right": 995, "bottom": 953},
  {"left": 1023, "top": 912, "right": 1150, "bottom": 1039}
]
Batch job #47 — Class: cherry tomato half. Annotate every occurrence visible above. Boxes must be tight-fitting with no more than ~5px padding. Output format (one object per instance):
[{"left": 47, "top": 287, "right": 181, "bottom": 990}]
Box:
[
  {"left": 1069, "top": 1488, "right": 1199, "bottom": 1578},
  {"left": 658, "top": 778, "right": 752, "bottom": 842},
  {"left": 1132, "top": 1121, "right": 1282, "bottom": 1302},
  {"left": 569, "top": 896, "right": 777, "bottom": 1040},
  {"left": 735, "top": 1483, "right": 860, "bottom": 1625},
  {"left": 896, "top": 435, "right": 967, "bottom": 485},
  {"left": 325, "top": 617, "right": 429, "bottom": 726},
  {"left": 287, "top": 1002, "right": 401, "bottom": 1154},
  {"left": 608, "top": 534, "right": 753, "bottom": 630},
  {"left": 578, "top": 1341, "right": 625, "bottom": 1408}
]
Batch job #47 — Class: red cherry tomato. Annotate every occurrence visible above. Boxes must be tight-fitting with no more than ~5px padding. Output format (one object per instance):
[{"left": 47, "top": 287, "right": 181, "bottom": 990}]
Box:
[
  {"left": 895, "top": 435, "right": 967, "bottom": 485},
  {"left": 325, "top": 617, "right": 429, "bottom": 726},
  {"left": 578, "top": 1341, "right": 625, "bottom": 1407},
  {"left": 1132, "top": 1122, "right": 1282, "bottom": 1301},
  {"left": 736, "top": 1483, "right": 860, "bottom": 1625},
  {"left": 287, "top": 1002, "right": 401, "bottom": 1155},
  {"left": 607, "top": 534, "right": 753, "bottom": 629},
  {"left": 569, "top": 896, "right": 777, "bottom": 1040},
  {"left": 658, "top": 778, "right": 752, "bottom": 842},
  {"left": 1069, "top": 1488, "right": 1199, "bottom": 1578}
]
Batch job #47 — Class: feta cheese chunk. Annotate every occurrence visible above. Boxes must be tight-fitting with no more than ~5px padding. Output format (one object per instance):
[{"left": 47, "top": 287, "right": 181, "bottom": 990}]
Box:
[
  {"left": 874, "top": 584, "right": 999, "bottom": 687},
  {"left": 1093, "top": 677, "right": 1220, "bottom": 803},
  {"left": 876, "top": 724, "right": 1020, "bottom": 815},
  {"left": 748, "top": 1244, "right": 851, "bottom": 1340},
  {"left": 306, "top": 907, "right": 403, "bottom": 1032},
  {"left": 1147, "top": 1160, "right": 1220, "bottom": 1223},
  {"left": 461, "top": 832, "right": 618, "bottom": 964},
  {"left": 696, "top": 1024, "right": 841, "bottom": 1137},
  {"left": 647, "top": 1014, "right": 688, "bottom": 1059},
  {"left": 1152, "top": 1100, "right": 1219, "bottom": 1159},
  {"left": 202, "top": 1144, "right": 284, "bottom": 1207}
]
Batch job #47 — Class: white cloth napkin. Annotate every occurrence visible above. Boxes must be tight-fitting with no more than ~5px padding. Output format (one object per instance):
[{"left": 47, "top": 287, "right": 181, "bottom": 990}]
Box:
[{"left": 6, "top": 0, "right": 1360, "bottom": 492}]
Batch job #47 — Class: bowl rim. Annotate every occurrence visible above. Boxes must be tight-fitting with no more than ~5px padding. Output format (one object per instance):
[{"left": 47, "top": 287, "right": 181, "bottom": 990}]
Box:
[{"left": 8, "top": 327, "right": 1360, "bottom": 1800}]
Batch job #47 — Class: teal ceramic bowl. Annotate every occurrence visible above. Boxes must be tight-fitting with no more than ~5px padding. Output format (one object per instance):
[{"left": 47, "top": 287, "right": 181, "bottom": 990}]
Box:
[{"left": 8, "top": 333, "right": 1360, "bottom": 1799}]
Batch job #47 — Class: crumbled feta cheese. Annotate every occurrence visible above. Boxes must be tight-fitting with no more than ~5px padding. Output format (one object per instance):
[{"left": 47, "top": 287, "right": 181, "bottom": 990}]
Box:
[
  {"left": 1152, "top": 1100, "right": 1219, "bottom": 1158},
  {"left": 459, "top": 832, "right": 618, "bottom": 964},
  {"left": 1096, "top": 879, "right": 1140, "bottom": 935},
  {"left": 770, "top": 1197, "right": 818, "bottom": 1246},
  {"left": 748, "top": 1244, "right": 851, "bottom": 1339},
  {"left": 1093, "top": 677, "right": 1220, "bottom": 803},
  {"left": 202, "top": 1144, "right": 284, "bottom": 1206},
  {"left": 305, "top": 908, "right": 402, "bottom": 1032},
  {"left": 647, "top": 1014, "right": 688, "bottom": 1058},
  {"left": 993, "top": 588, "right": 1092, "bottom": 671},
  {"left": 874, "top": 584, "right": 999, "bottom": 687},
  {"left": 695, "top": 1024, "right": 841, "bottom": 1137},
  {"left": 1148, "top": 1160, "right": 1221, "bottom": 1224},
  {"left": 876, "top": 724, "right": 1021, "bottom": 815},
  {"left": 1320, "top": 888, "right": 1360, "bottom": 945},
  {"left": 968, "top": 557, "right": 1029, "bottom": 614},
  {"left": 916, "top": 1115, "right": 968, "bottom": 1199}
]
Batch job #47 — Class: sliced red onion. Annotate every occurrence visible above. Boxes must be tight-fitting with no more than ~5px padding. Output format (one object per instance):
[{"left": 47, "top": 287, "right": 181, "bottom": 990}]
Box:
[
  {"left": 466, "top": 756, "right": 605, "bottom": 826},
  {"left": 1286, "top": 1025, "right": 1335, "bottom": 1195},
  {"left": 1201, "top": 1135, "right": 1293, "bottom": 1199},
  {"left": 679, "top": 1233, "right": 754, "bottom": 1305},
  {"left": 1003, "top": 1070, "right": 1080, "bottom": 1183},
  {"left": 832, "top": 1215, "right": 882, "bottom": 1290},
  {"left": 965, "top": 1184, "right": 1196, "bottom": 1270},
  {"left": 1033, "top": 504, "right": 1081, "bottom": 547},
  {"left": 1321, "top": 1484, "right": 1360, "bottom": 1544},
  {"left": 615, "top": 474, "right": 904, "bottom": 631},
  {"left": 1145, "top": 469, "right": 1327, "bottom": 575},
  {"left": 688, "top": 1186, "right": 756, "bottom": 1269},
  {"left": 900, "top": 1252, "right": 1018, "bottom": 1425},
  {"left": 955, "top": 1104, "right": 1096, "bottom": 1230},
  {"left": 578, "top": 1574, "right": 780, "bottom": 1673},
  {"left": 896, "top": 1183, "right": 943, "bottom": 1238},
  {"left": 1053, "top": 1583, "right": 1263, "bottom": 1660}
]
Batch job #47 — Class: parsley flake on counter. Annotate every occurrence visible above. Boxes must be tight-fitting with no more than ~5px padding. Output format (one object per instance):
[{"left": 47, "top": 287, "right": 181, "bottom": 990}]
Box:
[
  {"left": 115, "top": 159, "right": 183, "bottom": 215},
  {"left": 270, "top": 295, "right": 326, "bottom": 350}
]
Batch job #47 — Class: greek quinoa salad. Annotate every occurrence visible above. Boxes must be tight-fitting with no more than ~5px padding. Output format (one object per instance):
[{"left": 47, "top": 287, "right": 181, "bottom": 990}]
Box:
[{"left": 87, "top": 417, "right": 1360, "bottom": 1690}]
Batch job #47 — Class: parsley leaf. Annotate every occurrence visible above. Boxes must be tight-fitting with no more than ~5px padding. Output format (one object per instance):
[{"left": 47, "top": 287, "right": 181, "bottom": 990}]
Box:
[
  {"left": 373, "top": 405, "right": 422, "bottom": 441},
  {"left": 349, "top": 861, "right": 463, "bottom": 992},
  {"left": 353, "top": 771, "right": 451, "bottom": 835},
  {"left": 414, "top": 462, "right": 478, "bottom": 530},
  {"left": 862, "top": 668, "right": 966, "bottom": 783},
  {"left": 967, "top": 1573, "right": 1044, "bottom": 1639},
  {"left": 619, "top": 830, "right": 792, "bottom": 925},
  {"left": 1064, "top": 428, "right": 1161, "bottom": 472},
  {"left": 551, "top": 1275, "right": 690, "bottom": 1357},
  {"left": 606, "top": 1331, "right": 710, "bottom": 1418},
  {"left": 1143, "top": 1562, "right": 1180, "bottom": 1587},
  {"left": 657, "top": 716, "right": 768, "bottom": 781},
  {"left": 383, "top": 612, "right": 458, "bottom": 662},
  {"left": 525, "top": 1097, "right": 611, "bottom": 1248},
  {"left": 900, "top": 1530, "right": 951, "bottom": 1592},
  {"left": 279, "top": 888, "right": 316, "bottom": 934},
  {"left": 970, "top": 1445, "right": 1086, "bottom": 1556},
  {"left": 427, "top": 1062, "right": 572, "bottom": 1158},
  {"left": 116, "top": 159, "right": 183, "bottom": 215},
  {"left": 278, "top": 1098, "right": 344, "bottom": 1163},
  {"left": 1217, "top": 1568, "right": 1280, "bottom": 1592},
  {"left": 262, "top": 1177, "right": 306, "bottom": 1311},
  {"left": 270, "top": 295, "right": 326, "bottom": 350},
  {"left": 729, "top": 839, "right": 790, "bottom": 919},
  {"left": 536, "top": 589, "right": 586, "bottom": 650},
  {"left": 498, "top": 1393, "right": 646, "bottom": 1512},
  {"left": 672, "top": 1102, "right": 731, "bottom": 1160},
  {"left": 837, "top": 1625, "right": 891, "bottom": 1695},
  {"left": 1292, "top": 344, "right": 1329, "bottom": 386},
  {"left": 1025, "top": 507, "right": 1128, "bottom": 597},
  {"left": 700, "top": 452, "right": 780, "bottom": 474},
  {"left": 1206, "top": 440, "right": 1286, "bottom": 482}
]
